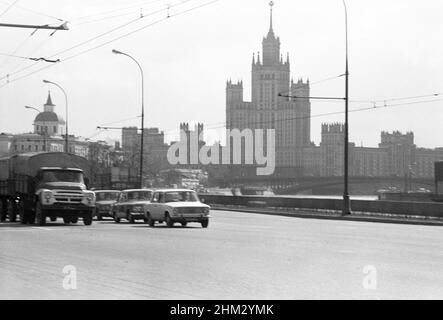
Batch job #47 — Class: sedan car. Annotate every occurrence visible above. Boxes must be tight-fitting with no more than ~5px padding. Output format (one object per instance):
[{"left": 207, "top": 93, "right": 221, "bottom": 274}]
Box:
[
  {"left": 93, "top": 190, "right": 121, "bottom": 220},
  {"left": 144, "top": 189, "right": 210, "bottom": 228},
  {"left": 112, "top": 189, "right": 153, "bottom": 223}
]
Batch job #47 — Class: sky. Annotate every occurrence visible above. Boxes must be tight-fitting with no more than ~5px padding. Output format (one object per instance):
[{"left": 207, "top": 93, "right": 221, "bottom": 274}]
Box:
[{"left": 0, "top": 0, "right": 442, "bottom": 149}]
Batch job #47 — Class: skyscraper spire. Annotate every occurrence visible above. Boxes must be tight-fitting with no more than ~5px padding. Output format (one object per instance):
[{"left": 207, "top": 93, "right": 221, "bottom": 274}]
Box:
[{"left": 267, "top": 1, "right": 275, "bottom": 37}]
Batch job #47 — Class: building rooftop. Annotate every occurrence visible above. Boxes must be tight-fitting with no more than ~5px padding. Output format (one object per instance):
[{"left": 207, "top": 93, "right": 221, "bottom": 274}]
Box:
[{"left": 34, "top": 111, "right": 65, "bottom": 124}]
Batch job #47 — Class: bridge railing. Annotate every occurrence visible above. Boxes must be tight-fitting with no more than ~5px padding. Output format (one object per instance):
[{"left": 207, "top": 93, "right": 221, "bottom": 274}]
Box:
[{"left": 199, "top": 194, "right": 443, "bottom": 219}]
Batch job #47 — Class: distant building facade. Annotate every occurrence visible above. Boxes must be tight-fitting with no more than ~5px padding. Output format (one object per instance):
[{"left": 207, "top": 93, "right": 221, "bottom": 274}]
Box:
[
  {"left": 6, "top": 92, "right": 89, "bottom": 158},
  {"left": 226, "top": 3, "right": 310, "bottom": 174}
]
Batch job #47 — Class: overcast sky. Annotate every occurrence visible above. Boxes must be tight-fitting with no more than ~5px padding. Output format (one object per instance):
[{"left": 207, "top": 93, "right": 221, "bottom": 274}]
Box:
[{"left": 0, "top": 0, "right": 442, "bottom": 148}]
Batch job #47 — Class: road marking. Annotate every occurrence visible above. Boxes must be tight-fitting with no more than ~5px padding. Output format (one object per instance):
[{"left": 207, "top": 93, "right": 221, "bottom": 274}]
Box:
[{"left": 31, "top": 227, "right": 52, "bottom": 231}]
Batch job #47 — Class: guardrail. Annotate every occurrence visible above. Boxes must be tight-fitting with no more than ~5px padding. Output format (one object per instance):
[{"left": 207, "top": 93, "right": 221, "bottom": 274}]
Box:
[{"left": 198, "top": 194, "right": 443, "bottom": 219}]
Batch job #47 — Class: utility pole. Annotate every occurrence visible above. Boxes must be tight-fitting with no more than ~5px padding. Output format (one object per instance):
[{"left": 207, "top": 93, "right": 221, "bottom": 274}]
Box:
[
  {"left": 278, "top": 0, "right": 352, "bottom": 215},
  {"left": 0, "top": 22, "right": 68, "bottom": 30},
  {"left": 112, "top": 49, "right": 145, "bottom": 189}
]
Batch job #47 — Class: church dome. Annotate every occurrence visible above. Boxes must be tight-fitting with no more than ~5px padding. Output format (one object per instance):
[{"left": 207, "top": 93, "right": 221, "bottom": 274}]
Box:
[{"left": 34, "top": 111, "right": 60, "bottom": 122}]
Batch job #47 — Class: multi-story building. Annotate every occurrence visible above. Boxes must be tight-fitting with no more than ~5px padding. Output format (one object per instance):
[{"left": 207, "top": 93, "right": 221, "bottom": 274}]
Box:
[
  {"left": 226, "top": 2, "right": 310, "bottom": 175},
  {"left": 8, "top": 92, "right": 89, "bottom": 157},
  {"left": 121, "top": 126, "right": 170, "bottom": 174},
  {"left": 378, "top": 131, "right": 416, "bottom": 177}
]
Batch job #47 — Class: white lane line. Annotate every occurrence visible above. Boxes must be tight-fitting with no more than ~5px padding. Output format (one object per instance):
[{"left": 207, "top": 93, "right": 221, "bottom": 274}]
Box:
[{"left": 31, "top": 227, "right": 52, "bottom": 231}]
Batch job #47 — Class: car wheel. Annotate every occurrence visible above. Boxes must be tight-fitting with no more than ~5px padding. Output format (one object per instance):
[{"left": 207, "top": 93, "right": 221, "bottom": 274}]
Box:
[
  {"left": 165, "top": 213, "right": 173, "bottom": 228},
  {"left": 146, "top": 213, "right": 155, "bottom": 227},
  {"left": 201, "top": 219, "right": 209, "bottom": 228},
  {"left": 113, "top": 212, "right": 120, "bottom": 223},
  {"left": 70, "top": 216, "right": 78, "bottom": 224},
  {"left": 128, "top": 212, "right": 135, "bottom": 224},
  {"left": 97, "top": 214, "right": 102, "bottom": 221},
  {"left": 181, "top": 222, "right": 187, "bottom": 227},
  {"left": 63, "top": 217, "right": 70, "bottom": 224},
  {"left": 50, "top": 217, "right": 57, "bottom": 222},
  {"left": 35, "top": 202, "right": 46, "bottom": 226}
]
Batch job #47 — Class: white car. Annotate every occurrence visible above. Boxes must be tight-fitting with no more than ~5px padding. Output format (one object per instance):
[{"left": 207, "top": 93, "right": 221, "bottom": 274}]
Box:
[{"left": 145, "top": 189, "right": 210, "bottom": 228}]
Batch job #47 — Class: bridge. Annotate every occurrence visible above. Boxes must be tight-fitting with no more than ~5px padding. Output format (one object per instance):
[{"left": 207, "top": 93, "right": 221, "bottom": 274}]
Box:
[{"left": 214, "top": 175, "right": 435, "bottom": 194}]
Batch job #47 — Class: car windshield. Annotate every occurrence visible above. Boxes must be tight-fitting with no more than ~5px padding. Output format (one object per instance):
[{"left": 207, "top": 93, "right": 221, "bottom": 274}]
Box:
[
  {"left": 41, "top": 170, "right": 84, "bottom": 183},
  {"left": 96, "top": 192, "right": 120, "bottom": 201},
  {"left": 127, "top": 191, "right": 152, "bottom": 201},
  {"left": 164, "top": 191, "right": 199, "bottom": 202}
]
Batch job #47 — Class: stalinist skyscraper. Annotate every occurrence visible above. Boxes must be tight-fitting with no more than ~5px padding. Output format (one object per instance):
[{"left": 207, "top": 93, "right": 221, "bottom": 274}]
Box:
[{"left": 226, "top": 1, "right": 311, "bottom": 176}]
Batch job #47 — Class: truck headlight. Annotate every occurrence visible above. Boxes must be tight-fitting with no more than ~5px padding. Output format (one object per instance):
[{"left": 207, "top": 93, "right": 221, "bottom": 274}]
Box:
[
  {"left": 43, "top": 191, "right": 52, "bottom": 200},
  {"left": 203, "top": 207, "right": 210, "bottom": 214}
]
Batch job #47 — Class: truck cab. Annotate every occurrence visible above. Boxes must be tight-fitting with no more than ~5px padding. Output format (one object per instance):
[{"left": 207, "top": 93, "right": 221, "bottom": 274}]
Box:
[{"left": 33, "top": 167, "right": 95, "bottom": 225}]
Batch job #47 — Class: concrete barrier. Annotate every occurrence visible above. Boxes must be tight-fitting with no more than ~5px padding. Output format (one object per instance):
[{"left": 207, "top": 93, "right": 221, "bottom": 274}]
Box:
[{"left": 199, "top": 194, "right": 443, "bottom": 218}]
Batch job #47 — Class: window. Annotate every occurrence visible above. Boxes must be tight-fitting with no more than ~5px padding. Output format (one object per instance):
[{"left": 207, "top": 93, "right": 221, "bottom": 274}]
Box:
[
  {"left": 35, "top": 145, "right": 39, "bottom": 151},
  {"left": 164, "top": 191, "right": 199, "bottom": 203},
  {"left": 54, "top": 126, "right": 57, "bottom": 133},
  {"left": 151, "top": 192, "right": 159, "bottom": 203}
]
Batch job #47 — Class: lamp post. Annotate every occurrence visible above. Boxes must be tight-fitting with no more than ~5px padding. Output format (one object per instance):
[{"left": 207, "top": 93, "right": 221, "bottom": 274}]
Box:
[
  {"left": 277, "top": 0, "right": 351, "bottom": 215},
  {"left": 25, "top": 105, "right": 47, "bottom": 152},
  {"left": 42, "top": 80, "right": 68, "bottom": 153},
  {"left": 112, "top": 49, "right": 145, "bottom": 189},
  {"left": 342, "top": 0, "right": 351, "bottom": 215}
]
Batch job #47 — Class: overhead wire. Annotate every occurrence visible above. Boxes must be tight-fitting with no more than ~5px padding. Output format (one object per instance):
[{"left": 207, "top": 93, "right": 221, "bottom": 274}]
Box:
[
  {"left": 0, "top": 0, "right": 196, "bottom": 84},
  {"left": 0, "top": 0, "right": 219, "bottom": 87},
  {"left": 0, "top": 0, "right": 64, "bottom": 21},
  {"left": 0, "top": 0, "right": 18, "bottom": 18}
]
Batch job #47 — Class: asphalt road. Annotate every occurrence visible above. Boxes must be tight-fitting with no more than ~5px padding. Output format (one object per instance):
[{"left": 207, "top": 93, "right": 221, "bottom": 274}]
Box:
[{"left": 1, "top": 210, "right": 443, "bottom": 299}]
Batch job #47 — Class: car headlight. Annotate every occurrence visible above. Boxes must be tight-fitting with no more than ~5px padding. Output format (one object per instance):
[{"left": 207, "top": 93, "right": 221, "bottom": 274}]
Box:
[{"left": 203, "top": 207, "right": 210, "bottom": 214}]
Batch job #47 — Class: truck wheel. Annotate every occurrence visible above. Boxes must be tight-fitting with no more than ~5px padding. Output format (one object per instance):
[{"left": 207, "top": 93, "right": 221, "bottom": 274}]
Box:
[
  {"left": 165, "top": 213, "right": 174, "bottom": 228},
  {"left": 35, "top": 202, "right": 46, "bottom": 226},
  {"left": 181, "top": 222, "right": 187, "bottom": 227},
  {"left": 0, "top": 199, "right": 7, "bottom": 222},
  {"left": 201, "top": 219, "right": 209, "bottom": 228},
  {"left": 50, "top": 217, "right": 57, "bottom": 222},
  {"left": 63, "top": 217, "right": 70, "bottom": 224},
  {"left": 113, "top": 212, "right": 120, "bottom": 223},
  {"left": 70, "top": 217, "right": 78, "bottom": 224},
  {"left": 97, "top": 214, "right": 102, "bottom": 221},
  {"left": 18, "top": 202, "right": 25, "bottom": 224},
  {"left": 8, "top": 201, "right": 17, "bottom": 222},
  {"left": 83, "top": 215, "right": 92, "bottom": 226},
  {"left": 127, "top": 212, "right": 135, "bottom": 224}
]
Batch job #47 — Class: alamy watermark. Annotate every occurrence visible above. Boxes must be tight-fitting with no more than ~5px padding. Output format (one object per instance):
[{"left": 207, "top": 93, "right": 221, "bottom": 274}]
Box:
[
  {"left": 167, "top": 128, "right": 275, "bottom": 175},
  {"left": 62, "top": 265, "right": 77, "bottom": 290},
  {"left": 362, "top": 265, "right": 377, "bottom": 290}
]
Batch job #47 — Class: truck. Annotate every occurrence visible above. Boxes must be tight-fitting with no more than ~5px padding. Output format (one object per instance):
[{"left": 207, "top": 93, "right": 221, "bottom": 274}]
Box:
[{"left": 0, "top": 152, "right": 96, "bottom": 226}]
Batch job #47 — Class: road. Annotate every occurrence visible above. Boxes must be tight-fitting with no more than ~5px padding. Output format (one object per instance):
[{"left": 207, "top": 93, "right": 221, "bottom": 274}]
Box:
[{"left": 1, "top": 209, "right": 443, "bottom": 299}]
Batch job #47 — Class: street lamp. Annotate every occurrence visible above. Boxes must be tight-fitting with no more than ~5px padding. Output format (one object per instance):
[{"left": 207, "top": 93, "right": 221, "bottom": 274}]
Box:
[
  {"left": 342, "top": 0, "right": 351, "bottom": 215},
  {"left": 25, "top": 105, "right": 47, "bottom": 152},
  {"left": 42, "top": 79, "right": 68, "bottom": 153},
  {"left": 112, "top": 49, "right": 145, "bottom": 189},
  {"left": 277, "top": 0, "right": 351, "bottom": 215}
]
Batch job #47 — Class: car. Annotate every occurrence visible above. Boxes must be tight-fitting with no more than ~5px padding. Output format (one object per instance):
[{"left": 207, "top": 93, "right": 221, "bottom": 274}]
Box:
[
  {"left": 111, "top": 189, "right": 153, "bottom": 223},
  {"left": 145, "top": 189, "right": 210, "bottom": 228},
  {"left": 93, "top": 190, "right": 121, "bottom": 220}
]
